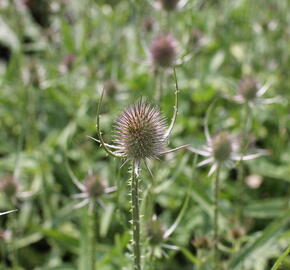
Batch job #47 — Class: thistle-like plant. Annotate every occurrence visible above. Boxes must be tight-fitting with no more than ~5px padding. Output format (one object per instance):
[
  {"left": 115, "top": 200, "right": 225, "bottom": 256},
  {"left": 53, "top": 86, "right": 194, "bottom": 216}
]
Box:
[
  {"left": 91, "top": 69, "right": 186, "bottom": 270},
  {"left": 66, "top": 162, "right": 116, "bottom": 270},
  {"left": 226, "top": 76, "right": 280, "bottom": 107},
  {"left": 188, "top": 105, "right": 268, "bottom": 270}
]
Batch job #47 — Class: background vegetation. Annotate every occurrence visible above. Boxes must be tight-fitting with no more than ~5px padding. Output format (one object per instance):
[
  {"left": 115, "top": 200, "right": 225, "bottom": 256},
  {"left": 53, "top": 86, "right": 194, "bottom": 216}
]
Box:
[{"left": 1, "top": 0, "right": 290, "bottom": 269}]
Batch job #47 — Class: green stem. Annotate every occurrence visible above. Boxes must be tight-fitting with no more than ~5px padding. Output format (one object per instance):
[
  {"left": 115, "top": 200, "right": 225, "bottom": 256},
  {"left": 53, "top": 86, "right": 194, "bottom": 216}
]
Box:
[
  {"left": 156, "top": 70, "right": 164, "bottom": 105},
  {"left": 237, "top": 104, "right": 251, "bottom": 222},
  {"left": 88, "top": 200, "right": 97, "bottom": 270},
  {"left": 131, "top": 161, "right": 141, "bottom": 270},
  {"left": 214, "top": 164, "right": 221, "bottom": 270}
]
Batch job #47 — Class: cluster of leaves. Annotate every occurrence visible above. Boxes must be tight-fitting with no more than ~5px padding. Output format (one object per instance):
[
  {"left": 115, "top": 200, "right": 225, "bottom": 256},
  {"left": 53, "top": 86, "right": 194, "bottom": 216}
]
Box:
[{"left": 0, "top": 0, "right": 290, "bottom": 269}]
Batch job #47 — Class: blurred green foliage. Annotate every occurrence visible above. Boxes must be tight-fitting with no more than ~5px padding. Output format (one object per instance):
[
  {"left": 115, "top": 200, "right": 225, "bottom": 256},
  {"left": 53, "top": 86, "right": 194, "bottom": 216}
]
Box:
[{"left": 0, "top": 0, "right": 290, "bottom": 269}]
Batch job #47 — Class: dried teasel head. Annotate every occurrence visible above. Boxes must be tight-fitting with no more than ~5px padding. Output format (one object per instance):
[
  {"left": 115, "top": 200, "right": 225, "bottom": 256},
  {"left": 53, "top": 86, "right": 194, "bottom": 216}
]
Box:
[
  {"left": 150, "top": 35, "right": 177, "bottom": 68},
  {"left": 114, "top": 101, "right": 167, "bottom": 161},
  {"left": 157, "top": 0, "right": 180, "bottom": 11},
  {"left": 211, "top": 132, "right": 233, "bottom": 163},
  {"left": 238, "top": 77, "right": 259, "bottom": 101},
  {"left": 84, "top": 175, "right": 106, "bottom": 199},
  {"left": 0, "top": 175, "right": 19, "bottom": 197}
]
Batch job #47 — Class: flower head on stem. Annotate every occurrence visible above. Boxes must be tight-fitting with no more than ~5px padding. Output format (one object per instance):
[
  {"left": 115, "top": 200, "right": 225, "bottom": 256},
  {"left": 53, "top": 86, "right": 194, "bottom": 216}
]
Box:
[
  {"left": 188, "top": 103, "right": 268, "bottom": 176},
  {"left": 227, "top": 76, "right": 281, "bottom": 107},
  {"left": 91, "top": 68, "right": 186, "bottom": 270}
]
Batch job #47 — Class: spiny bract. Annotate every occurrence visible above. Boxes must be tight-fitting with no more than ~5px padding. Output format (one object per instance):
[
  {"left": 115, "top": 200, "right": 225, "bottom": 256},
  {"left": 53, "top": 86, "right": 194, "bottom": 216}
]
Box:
[{"left": 114, "top": 101, "right": 167, "bottom": 161}]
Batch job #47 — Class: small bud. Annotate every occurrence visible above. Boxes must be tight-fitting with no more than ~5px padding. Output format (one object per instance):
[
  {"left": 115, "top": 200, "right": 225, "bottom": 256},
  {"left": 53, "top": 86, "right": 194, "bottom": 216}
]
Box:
[
  {"left": 0, "top": 175, "right": 19, "bottom": 197},
  {"left": 238, "top": 77, "right": 259, "bottom": 101},
  {"left": 104, "top": 80, "right": 118, "bottom": 98},
  {"left": 84, "top": 175, "right": 106, "bottom": 198},
  {"left": 146, "top": 216, "right": 165, "bottom": 246},
  {"left": 190, "top": 28, "right": 203, "bottom": 45},
  {"left": 192, "top": 236, "right": 212, "bottom": 250},
  {"left": 150, "top": 35, "right": 177, "bottom": 68},
  {"left": 157, "top": 0, "right": 180, "bottom": 11},
  {"left": 229, "top": 227, "right": 246, "bottom": 240},
  {"left": 211, "top": 132, "right": 233, "bottom": 162},
  {"left": 142, "top": 17, "right": 154, "bottom": 33},
  {"left": 114, "top": 101, "right": 167, "bottom": 161}
]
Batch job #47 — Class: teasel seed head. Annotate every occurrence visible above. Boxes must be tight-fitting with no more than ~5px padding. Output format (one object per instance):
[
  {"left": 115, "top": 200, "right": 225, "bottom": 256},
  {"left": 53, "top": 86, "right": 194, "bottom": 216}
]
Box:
[
  {"left": 114, "top": 100, "right": 167, "bottom": 161},
  {"left": 238, "top": 77, "right": 259, "bottom": 101},
  {"left": 157, "top": 0, "right": 180, "bottom": 11},
  {"left": 146, "top": 216, "right": 165, "bottom": 246},
  {"left": 0, "top": 175, "right": 19, "bottom": 197},
  {"left": 229, "top": 226, "right": 246, "bottom": 240},
  {"left": 104, "top": 80, "right": 118, "bottom": 98},
  {"left": 192, "top": 236, "right": 212, "bottom": 250},
  {"left": 84, "top": 175, "right": 106, "bottom": 198},
  {"left": 211, "top": 132, "right": 233, "bottom": 162},
  {"left": 150, "top": 35, "right": 177, "bottom": 68}
]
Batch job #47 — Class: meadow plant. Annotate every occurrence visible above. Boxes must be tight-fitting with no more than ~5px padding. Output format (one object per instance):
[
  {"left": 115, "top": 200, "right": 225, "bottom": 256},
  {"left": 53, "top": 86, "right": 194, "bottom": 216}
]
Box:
[
  {"left": 93, "top": 69, "right": 186, "bottom": 270},
  {"left": 66, "top": 164, "right": 116, "bottom": 270},
  {"left": 188, "top": 106, "right": 268, "bottom": 269}
]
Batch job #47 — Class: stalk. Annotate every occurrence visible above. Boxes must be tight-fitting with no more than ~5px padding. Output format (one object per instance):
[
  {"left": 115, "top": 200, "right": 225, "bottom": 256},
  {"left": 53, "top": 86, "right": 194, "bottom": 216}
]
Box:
[
  {"left": 156, "top": 69, "right": 164, "bottom": 105},
  {"left": 131, "top": 161, "right": 141, "bottom": 270},
  {"left": 213, "top": 164, "right": 221, "bottom": 270},
  {"left": 88, "top": 200, "right": 97, "bottom": 270},
  {"left": 237, "top": 104, "right": 251, "bottom": 222}
]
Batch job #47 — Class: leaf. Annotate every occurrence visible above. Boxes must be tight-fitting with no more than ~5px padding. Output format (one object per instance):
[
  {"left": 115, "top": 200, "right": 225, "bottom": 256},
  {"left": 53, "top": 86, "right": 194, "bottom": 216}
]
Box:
[
  {"left": 229, "top": 208, "right": 290, "bottom": 269},
  {"left": 271, "top": 246, "right": 290, "bottom": 270},
  {"left": 100, "top": 203, "right": 114, "bottom": 237},
  {"left": 0, "top": 209, "right": 17, "bottom": 216}
]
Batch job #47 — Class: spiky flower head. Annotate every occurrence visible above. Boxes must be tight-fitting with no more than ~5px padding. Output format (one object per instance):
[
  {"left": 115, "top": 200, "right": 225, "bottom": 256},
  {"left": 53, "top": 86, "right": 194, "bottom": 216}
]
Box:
[
  {"left": 150, "top": 35, "right": 177, "bottom": 68},
  {"left": 0, "top": 175, "right": 19, "bottom": 197},
  {"left": 211, "top": 132, "right": 233, "bottom": 163},
  {"left": 157, "top": 0, "right": 180, "bottom": 11},
  {"left": 84, "top": 175, "right": 106, "bottom": 198},
  {"left": 114, "top": 101, "right": 167, "bottom": 161},
  {"left": 238, "top": 77, "right": 259, "bottom": 101}
]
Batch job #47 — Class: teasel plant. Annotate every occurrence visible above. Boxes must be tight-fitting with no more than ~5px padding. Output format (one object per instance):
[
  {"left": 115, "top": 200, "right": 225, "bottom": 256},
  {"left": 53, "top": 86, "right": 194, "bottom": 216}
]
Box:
[
  {"left": 65, "top": 161, "right": 116, "bottom": 270},
  {"left": 187, "top": 102, "right": 268, "bottom": 270},
  {"left": 90, "top": 68, "right": 187, "bottom": 270},
  {"left": 224, "top": 76, "right": 280, "bottom": 222}
]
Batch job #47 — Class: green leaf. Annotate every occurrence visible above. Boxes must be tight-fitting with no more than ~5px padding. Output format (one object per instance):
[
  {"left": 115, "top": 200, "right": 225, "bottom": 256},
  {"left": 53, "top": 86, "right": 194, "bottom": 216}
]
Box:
[
  {"left": 271, "top": 246, "right": 290, "bottom": 270},
  {"left": 229, "top": 209, "right": 290, "bottom": 269}
]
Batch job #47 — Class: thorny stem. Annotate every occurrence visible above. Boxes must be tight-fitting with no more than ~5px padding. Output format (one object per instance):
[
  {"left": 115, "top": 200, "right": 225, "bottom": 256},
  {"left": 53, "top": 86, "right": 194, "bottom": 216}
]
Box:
[
  {"left": 165, "top": 67, "right": 179, "bottom": 139},
  {"left": 96, "top": 88, "right": 124, "bottom": 158},
  {"left": 214, "top": 164, "right": 221, "bottom": 270},
  {"left": 88, "top": 200, "right": 97, "bottom": 270},
  {"left": 131, "top": 161, "right": 141, "bottom": 270},
  {"left": 156, "top": 69, "right": 164, "bottom": 105}
]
